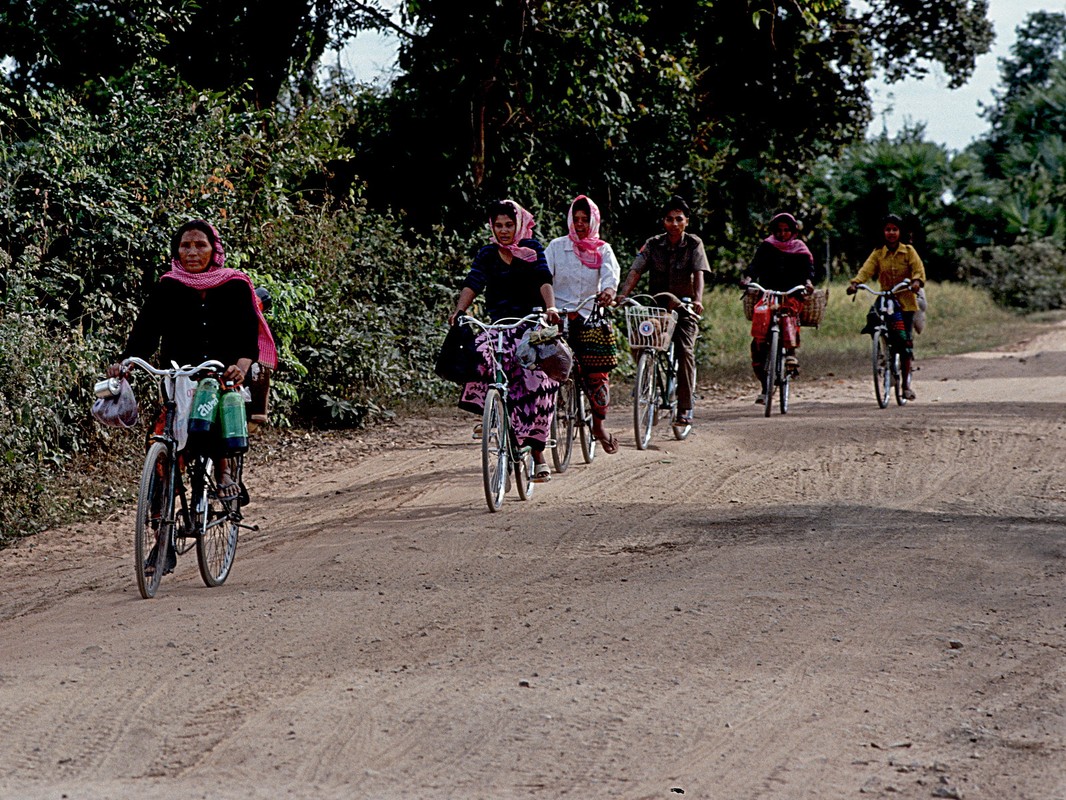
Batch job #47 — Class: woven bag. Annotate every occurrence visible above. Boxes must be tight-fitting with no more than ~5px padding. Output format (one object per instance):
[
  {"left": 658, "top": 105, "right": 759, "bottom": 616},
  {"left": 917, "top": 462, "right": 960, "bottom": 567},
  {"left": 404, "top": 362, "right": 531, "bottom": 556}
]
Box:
[{"left": 572, "top": 308, "right": 618, "bottom": 370}]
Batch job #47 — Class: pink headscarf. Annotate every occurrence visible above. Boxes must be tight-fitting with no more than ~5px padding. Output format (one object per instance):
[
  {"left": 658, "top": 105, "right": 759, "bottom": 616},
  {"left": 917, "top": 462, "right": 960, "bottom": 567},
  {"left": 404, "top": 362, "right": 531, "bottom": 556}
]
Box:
[
  {"left": 491, "top": 200, "right": 539, "bottom": 262},
  {"left": 568, "top": 194, "right": 607, "bottom": 270},
  {"left": 763, "top": 212, "right": 813, "bottom": 265},
  {"left": 162, "top": 221, "right": 278, "bottom": 369}
]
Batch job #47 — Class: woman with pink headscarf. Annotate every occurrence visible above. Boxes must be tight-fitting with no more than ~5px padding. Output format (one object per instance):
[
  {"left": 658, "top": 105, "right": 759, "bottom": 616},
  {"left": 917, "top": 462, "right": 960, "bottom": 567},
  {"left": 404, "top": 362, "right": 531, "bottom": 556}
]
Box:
[
  {"left": 108, "top": 219, "right": 276, "bottom": 500},
  {"left": 449, "top": 200, "right": 561, "bottom": 482},
  {"left": 544, "top": 195, "right": 621, "bottom": 453},
  {"left": 739, "top": 212, "right": 815, "bottom": 404}
]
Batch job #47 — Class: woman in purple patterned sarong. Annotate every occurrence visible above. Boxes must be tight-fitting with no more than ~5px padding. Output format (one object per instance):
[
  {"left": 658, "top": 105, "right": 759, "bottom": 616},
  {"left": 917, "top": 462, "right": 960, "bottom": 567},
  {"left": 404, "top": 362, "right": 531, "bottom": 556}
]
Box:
[{"left": 448, "top": 200, "right": 562, "bottom": 482}]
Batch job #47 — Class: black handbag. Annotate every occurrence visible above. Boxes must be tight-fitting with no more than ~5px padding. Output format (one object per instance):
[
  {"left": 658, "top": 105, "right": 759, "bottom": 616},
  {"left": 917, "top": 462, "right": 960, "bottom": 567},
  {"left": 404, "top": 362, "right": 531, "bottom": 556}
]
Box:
[{"left": 434, "top": 322, "right": 483, "bottom": 385}]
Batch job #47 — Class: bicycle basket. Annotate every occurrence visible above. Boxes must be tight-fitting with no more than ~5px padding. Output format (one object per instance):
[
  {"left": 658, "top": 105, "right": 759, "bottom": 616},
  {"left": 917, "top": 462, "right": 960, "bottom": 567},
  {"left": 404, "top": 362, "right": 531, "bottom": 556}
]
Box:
[
  {"left": 625, "top": 306, "right": 677, "bottom": 351},
  {"left": 799, "top": 288, "right": 829, "bottom": 327},
  {"left": 742, "top": 292, "right": 757, "bottom": 321}
]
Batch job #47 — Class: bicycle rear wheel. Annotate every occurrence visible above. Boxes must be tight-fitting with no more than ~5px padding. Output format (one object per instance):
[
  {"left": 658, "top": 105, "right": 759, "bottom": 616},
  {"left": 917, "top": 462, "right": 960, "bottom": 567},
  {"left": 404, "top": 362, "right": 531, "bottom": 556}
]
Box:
[
  {"left": 633, "top": 350, "right": 656, "bottom": 450},
  {"left": 195, "top": 455, "right": 241, "bottom": 587},
  {"left": 514, "top": 448, "right": 535, "bottom": 501},
  {"left": 482, "top": 388, "right": 509, "bottom": 512},
  {"left": 873, "top": 332, "right": 890, "bottom": 408},
  {"left": 669, "top": 349, "right": 691, "bottom": 440},
  {"left": 550, "top": 379, "right": 576, "bottom": 473},
  {"left": 763, "top": 329, "right": 779, "bottom": 418},
  {"left": 577, "top": 389, "right": 597, "bottom": 463},
  {"left": 135, "top": 441, "right": 172, "bottom": 599}
]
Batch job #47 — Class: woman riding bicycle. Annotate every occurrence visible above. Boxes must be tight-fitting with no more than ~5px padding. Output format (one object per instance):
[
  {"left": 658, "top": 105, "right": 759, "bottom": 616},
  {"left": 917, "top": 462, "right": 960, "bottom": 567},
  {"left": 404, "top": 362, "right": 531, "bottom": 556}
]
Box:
[
  {"left": 846, "top": 213, "right": 926, "bottom": 401},
  {"left": 448, "top": 200, "right": 562, "bottom": 483},
  {"left": 740, "top": 212, "right": 814, "bottom": 404},
  {"left": 107, "top": 220, "right": 276, "bottom": 502},
  {"left": 615, "top": 195, "right": 710, "bottom": 428},
  {"left": 544, "top": 195, "right": 621, "bottom": 454}
]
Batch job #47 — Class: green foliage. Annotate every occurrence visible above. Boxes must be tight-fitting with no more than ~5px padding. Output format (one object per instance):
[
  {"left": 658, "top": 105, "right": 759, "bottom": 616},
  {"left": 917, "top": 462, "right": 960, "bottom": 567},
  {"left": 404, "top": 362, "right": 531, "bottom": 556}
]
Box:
[
  {"left": 957, "top": 239, "right": 1066, "bottom": 312},
  {"left": 807, "top": 126, "right": 956, "bottom": 278},
  {"left": 0, "top": 73, "right": 465, "bottom": 542},
  {"left": 0, "top": 248, "right": 109, "bottom": 544}
]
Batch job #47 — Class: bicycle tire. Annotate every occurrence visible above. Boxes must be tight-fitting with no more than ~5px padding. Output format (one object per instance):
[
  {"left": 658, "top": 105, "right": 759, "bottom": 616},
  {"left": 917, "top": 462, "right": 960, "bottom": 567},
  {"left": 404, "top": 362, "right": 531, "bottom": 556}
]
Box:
[
  {"left": 779, "top": 347, "right": 790, "bottom": 415},
  {"left": 873, "top": 332, "right": 890, "bottom": 408},
  {"left": 577, "top": 389, "right": 597, "bottom": 463},
  {"left": 196, "top": 454, "right": 241, "bottom": 587},
  {"left": 550, "top": 379, "right": 576, "bottom": 473},
  {"left": 135, "top": 441, "right": 172, "bottom": 599},
  {"left": 482, "top": 388, "right": 509, "bottom": 512},
  {"left": 633, "top": 350, "right": 657, "bottom": 450},
  {"left": 893, "top": 352, "right": 907, "bottom": 406},
  {"left": 515, "top": 448, "right": 535, "bottom": 501},
  {"left": 764, "top": 329, "right": 779, "bottom": 418}
]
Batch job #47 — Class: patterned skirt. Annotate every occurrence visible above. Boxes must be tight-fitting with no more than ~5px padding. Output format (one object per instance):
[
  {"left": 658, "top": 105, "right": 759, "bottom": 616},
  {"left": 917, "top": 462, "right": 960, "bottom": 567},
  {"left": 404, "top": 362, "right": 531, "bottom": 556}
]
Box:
[{"left": 459, "top": 327, "right": 559, "bottom": 450}]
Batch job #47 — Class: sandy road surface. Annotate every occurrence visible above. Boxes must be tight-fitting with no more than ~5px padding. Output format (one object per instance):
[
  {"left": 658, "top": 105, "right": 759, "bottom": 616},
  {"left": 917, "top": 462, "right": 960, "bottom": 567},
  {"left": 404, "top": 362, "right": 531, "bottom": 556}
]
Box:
[{"left": 2, "top": 328, "right": 1065, "bottom": 800}]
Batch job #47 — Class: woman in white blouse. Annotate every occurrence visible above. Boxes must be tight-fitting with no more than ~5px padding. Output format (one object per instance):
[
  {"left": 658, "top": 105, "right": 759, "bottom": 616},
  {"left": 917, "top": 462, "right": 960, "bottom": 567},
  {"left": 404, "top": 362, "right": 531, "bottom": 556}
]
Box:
[{"left": 544, "top": 195, "right": 621, "bottom": 453}]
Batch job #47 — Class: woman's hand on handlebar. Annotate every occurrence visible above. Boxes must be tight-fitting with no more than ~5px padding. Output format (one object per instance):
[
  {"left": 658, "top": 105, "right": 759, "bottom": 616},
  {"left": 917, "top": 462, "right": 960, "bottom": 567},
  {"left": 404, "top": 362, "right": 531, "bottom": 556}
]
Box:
[
  {"left": 596, "top": 287, "right": 616, "bottom": 307},
  {"left": 106, "top": 362, "right": 125, "bottom": 379},
  {"left": 544, "top": 307, "right": 561, "bottom": 326}
]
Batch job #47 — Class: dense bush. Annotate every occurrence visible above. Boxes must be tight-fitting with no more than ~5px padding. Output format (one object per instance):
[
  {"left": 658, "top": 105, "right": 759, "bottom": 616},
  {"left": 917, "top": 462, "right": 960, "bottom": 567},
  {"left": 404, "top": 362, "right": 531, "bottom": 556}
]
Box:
[
  {"left": 0, "top": 77, "right": 473, "bottom": 543},
  {"left": 957, "top": 238, "right": 1066, "bottom": 311}
]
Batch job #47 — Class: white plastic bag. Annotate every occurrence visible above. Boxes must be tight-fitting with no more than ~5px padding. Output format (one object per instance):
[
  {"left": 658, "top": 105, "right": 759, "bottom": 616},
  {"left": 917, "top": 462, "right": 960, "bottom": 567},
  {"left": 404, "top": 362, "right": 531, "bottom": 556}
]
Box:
[{"left": 91, "top": 378, "right": 139, "bottom": 429}]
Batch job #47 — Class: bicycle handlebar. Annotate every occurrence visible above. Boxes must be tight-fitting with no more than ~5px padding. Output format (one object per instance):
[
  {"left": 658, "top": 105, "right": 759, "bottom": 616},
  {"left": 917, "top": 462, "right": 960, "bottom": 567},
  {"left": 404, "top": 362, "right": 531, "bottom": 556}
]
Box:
[
  {"left": 744, "top": 282, "right": 807, "bottom": 298},
  {"left": 557, "top": 294, "right": 602, "bottom": 315},
  {"left": 851, "top": 279, "right": 912, "bottom": 300},
  {"left": 122, "top": 357, "right": 226, "bottom": 378},
  {"left": 618, "top": 292, "right": 696, "bottom": 315},
  {"left": 457, "top": 311, "right": 545, "bottom": 334}
]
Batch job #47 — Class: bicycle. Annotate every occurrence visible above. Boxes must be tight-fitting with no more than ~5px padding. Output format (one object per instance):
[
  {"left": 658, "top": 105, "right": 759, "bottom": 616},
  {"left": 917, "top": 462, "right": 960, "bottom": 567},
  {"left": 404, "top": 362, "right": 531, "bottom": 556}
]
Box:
[
  {"left": 744, "top": 282, "right": 807, "bottom": 417},
  {"left": 122, "top": 356, "right": 257, "bottom": 599},
  {"left": 550, "top": 295, "right": 603, "bottom": 473},
  {"left": 621, "top": 293, "right": 695, "bottom": 450},
  {"left": 458, "top": 311, "right": 549, "bottom": 512},
  {"left": 852, "top": 279, "right": 913, "bottom": 407}
]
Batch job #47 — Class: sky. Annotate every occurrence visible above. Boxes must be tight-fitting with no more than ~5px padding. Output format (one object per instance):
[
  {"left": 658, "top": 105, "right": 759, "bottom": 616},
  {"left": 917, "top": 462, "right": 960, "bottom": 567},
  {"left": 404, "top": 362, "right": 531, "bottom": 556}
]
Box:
[
  {"left": 334, "top": 1, "right": 1066, "bottom": 153},
  {"left": 870, "top": 0, "right": 1066, "bottom": 151}
]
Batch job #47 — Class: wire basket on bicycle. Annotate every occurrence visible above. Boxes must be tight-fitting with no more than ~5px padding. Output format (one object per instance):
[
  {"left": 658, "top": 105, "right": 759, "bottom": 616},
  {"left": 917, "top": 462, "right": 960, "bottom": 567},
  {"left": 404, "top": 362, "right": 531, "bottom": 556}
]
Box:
[{"left": 624, "top": 305, "right": 677, "bottom": 351}]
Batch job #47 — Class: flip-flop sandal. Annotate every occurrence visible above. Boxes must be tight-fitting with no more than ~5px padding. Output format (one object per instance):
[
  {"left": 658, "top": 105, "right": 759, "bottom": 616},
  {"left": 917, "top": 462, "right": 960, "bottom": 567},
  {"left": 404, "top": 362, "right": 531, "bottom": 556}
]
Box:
[
  {"left": 532, "top": 463, "right": 552, "bottom": 483},
  {"left": 217, "top": 481, "right": 241, "bottom": 502},
  {"left": 598, "top": 433, "right": 619, "bottom": 455}
]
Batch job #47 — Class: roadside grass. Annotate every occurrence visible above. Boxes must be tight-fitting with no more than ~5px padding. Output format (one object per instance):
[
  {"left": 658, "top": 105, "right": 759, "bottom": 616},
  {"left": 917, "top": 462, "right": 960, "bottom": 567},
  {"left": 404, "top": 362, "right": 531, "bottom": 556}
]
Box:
[{"left": 695, "top": 280, "right": 1065, "bottom": 388}]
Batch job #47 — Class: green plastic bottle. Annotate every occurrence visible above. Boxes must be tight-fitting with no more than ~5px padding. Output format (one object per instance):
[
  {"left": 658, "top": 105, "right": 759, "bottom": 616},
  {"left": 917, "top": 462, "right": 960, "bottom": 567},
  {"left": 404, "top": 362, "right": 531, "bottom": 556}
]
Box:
[
  {"left": 220, "top": 382, "right": 248, "bottom": 454},
  {"left": 187, "top": 377, "right": 220, "bottom": 451}
]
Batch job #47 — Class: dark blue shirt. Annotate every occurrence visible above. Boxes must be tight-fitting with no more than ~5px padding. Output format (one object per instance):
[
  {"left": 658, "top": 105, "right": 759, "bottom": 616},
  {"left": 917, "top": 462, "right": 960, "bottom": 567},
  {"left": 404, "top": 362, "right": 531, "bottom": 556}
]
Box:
[{"left": 462, "top": 239, "right": 553, "bottom": 321}]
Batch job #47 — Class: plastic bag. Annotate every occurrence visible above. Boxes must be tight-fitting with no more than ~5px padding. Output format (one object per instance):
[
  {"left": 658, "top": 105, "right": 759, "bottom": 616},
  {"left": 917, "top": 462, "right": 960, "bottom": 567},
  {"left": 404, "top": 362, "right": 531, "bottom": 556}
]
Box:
[
  {"left": 91, "top": 378, "right": 139, "bottom": 429},
  {"left": 913, "top": 287, "right": 927, "bottom": 334},
  {"left": 517, "top": 326, "right": 573, "bottom": 382}
]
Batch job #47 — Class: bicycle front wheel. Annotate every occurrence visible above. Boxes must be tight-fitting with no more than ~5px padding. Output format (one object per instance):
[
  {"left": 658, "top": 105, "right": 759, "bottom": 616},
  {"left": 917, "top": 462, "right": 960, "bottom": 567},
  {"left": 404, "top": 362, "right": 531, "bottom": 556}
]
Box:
[
  {"left": 135, "top": 441, "right": 173, "bottom": 599},
  {"left": 482, "top": 388, "right": 509, "bottom": 512},
  {"left": 873, "top": 332, "right": 890, "bottom": 408},
  {"left": 779, "top": 348, "right": 790, "bottom": 415},
  {"left": 633, "top": 350, "right": 657, "bottom": 450},
  {"left": 577, "top": 389, "right": 597, "bottom": 463},
  {"left": 196, "top": 455, "right": 241, "bottom": 587},
  {"left": 893, "top": 352, "right": 907, "bottom": 406},
  {"left": 550, "top": 379, "right": 576, "bottom": 473},
  {"left": 763, "top": 330, "right": 779, "bottom": 418}
]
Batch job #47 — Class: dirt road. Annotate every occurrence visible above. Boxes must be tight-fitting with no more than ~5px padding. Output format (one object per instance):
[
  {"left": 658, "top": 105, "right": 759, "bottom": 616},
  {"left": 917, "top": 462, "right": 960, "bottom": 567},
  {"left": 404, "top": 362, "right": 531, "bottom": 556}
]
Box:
[{"left": 2, "top": 328, "right": 1065, "bottom": 799}]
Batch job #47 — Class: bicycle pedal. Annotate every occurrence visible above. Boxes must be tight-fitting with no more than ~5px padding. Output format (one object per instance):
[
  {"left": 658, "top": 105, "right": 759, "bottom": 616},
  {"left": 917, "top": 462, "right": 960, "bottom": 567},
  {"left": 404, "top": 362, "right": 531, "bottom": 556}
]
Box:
[{"left": 545, "top": 438, "right": 557, "bottom": 448}]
